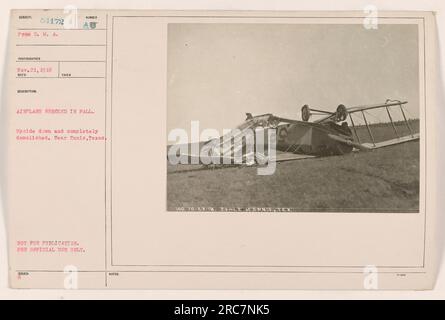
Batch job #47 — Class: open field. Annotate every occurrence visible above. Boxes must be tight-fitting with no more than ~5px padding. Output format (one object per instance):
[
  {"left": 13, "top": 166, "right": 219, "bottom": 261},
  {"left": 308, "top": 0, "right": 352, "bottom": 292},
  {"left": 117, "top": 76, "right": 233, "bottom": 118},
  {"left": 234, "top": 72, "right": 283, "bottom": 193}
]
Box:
[{"left": 167, "top": 140, "right": 419, "bottom": 212}]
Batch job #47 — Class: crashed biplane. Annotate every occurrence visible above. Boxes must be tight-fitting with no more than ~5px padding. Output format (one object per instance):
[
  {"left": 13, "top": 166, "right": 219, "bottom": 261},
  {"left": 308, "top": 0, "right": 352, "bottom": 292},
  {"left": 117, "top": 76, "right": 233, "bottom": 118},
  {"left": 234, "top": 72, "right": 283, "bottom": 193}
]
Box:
[{"left": 170, "top": 99, "right": 419, "bottom": 165}]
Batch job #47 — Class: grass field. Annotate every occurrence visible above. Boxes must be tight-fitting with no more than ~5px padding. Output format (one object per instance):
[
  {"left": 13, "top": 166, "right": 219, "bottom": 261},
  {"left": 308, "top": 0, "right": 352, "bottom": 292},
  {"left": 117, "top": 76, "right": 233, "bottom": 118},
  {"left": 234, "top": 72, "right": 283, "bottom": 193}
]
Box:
[
  {"left": 167, "top": 119, "right": 420, "bottom": 212},
  {"left": 167, "top": 139, "right": 419, "bottom": 213}
]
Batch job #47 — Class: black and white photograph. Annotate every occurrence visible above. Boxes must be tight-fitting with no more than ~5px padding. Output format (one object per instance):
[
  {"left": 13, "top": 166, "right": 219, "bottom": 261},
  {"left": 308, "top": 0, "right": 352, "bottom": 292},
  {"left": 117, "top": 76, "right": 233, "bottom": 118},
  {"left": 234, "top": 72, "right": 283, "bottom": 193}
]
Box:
[{"left": 167, "top": 23, "right": 421, "bottom": 213}]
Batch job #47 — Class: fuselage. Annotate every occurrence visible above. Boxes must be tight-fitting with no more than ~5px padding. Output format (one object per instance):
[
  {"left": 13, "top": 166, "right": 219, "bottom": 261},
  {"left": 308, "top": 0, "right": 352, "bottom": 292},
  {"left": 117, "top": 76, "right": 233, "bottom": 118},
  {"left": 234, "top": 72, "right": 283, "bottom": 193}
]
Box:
[{"left": 275, "top": 120, "right": 353, "bottom": 156}]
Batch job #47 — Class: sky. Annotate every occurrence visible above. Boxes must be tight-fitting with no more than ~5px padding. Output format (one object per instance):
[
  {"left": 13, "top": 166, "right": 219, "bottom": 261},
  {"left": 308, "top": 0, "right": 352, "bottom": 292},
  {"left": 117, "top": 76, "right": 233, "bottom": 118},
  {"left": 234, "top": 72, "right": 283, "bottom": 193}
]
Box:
[{"left": 167, "top": 23, "right": 419, "bottom": 139}]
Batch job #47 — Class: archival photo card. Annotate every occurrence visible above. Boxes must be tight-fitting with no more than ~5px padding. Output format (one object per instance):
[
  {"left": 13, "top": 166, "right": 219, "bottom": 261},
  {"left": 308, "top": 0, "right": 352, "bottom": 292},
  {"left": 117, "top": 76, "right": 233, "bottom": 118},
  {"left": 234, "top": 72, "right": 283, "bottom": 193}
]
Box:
[{"left": 5, "top": 10, "right": 437, "bottom": 290}]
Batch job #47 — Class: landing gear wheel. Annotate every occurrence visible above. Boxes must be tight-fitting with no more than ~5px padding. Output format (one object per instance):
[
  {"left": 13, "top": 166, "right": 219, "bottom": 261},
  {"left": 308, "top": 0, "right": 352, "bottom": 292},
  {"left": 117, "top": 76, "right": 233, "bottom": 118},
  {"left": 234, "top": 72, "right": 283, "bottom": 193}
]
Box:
[{"left": 301, "top": 105, "right": 311, "bottom": 121}]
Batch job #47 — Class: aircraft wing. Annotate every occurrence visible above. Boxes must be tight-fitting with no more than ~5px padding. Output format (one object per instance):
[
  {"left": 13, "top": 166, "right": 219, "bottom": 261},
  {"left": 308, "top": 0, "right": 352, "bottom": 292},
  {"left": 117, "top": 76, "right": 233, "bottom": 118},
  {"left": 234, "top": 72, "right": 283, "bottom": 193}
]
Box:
[
  {"left": 315, "top": 100, "right": 409, "bottom": 124},
  {"left": 360, "top": 133, "right": 420, "bottom": 149},
  {"left": 271, "top": 151, "right": 315, "bottom": 162},
  {"left": 346, "top": 100, "right": 408, "bottom": 114},
  {"left": 320, "top": 99, "right": 420, "bottom": 151}
]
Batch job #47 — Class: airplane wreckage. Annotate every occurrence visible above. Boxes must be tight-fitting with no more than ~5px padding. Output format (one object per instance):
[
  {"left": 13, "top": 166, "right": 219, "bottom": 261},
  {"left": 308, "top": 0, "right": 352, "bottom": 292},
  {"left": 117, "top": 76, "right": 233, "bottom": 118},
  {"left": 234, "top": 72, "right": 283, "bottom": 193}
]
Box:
[{"left": 168, "top": 99, "right": 419, "bottom": 166}]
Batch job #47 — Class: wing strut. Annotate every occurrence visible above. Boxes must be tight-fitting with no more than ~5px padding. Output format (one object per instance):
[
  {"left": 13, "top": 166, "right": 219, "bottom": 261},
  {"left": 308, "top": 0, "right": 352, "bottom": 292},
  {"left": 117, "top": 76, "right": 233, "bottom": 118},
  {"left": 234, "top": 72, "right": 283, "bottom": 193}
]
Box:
[
  {"left": 348, "top": 113, "right": 360, "bottom": 144},
  {"left": 385, "top": 106, "right": 400, "bottom": 138},
  {"left": 361, "top": 111, "right": 376, "bottom": 147},
  {"left": 399, "top": 104, "right": 414, "bottom": 138}
]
